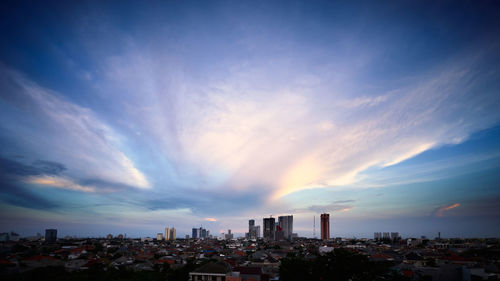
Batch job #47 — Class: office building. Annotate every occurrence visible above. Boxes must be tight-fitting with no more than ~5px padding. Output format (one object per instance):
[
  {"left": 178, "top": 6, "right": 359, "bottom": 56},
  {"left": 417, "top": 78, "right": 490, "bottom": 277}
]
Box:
[
  {"left": 278, "top": 215, "right": 293, "bottom": 240},
  {"left": 275, "top": 225, "right": 285, "bottom": 240},
  {"left": 374, "top": 232, "right": 382, "bottom": 240},
  {"left": 169, "top": 227, "right": 176, "bottom": 240},
  {"left": 165, "top": 227, "right": 170, "bottom": 240},
  {"left": 320, "top": 213, "right": 330, "bottom": 240},
  {"left": 157, "top": 233, "right": 163, "bottom": 240},
  {"left": 225, "top": 229, "right": 233, "bottom": 240},
  {"left": 192, "top": 228, "right": 198, "bottom": 239},
  {"left": 391, "top": 232, "right": 400, "bottom": 240},
  {"left": 45, "top": 229, "right": 57, "bottom": 242},
  {"left": 263, "top": 217, "right": 275, "bottom": 241},
  {"left": 246, "top": 219, "right": 261, "bottom": 239}
]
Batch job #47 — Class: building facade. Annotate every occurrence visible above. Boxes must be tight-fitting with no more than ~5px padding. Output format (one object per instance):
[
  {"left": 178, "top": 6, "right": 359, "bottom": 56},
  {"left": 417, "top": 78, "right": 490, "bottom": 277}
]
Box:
[
  {"left": 169, "top": 227, "right": 176, "bottom": 240},
  {"left": 278, "top": 215, "right": 293, "bottom": 240},
  {"left": 45, "top": 229, "right": 57, "bottom": 242},
  {"left": 165, "top": 227, "right": 170, "bottom": 240},
  {"left": 263, "top": 217, "right": 275, "bottom": 241},
  {"left": 320, "top": 213, "right": 330, "bottom": 240}
]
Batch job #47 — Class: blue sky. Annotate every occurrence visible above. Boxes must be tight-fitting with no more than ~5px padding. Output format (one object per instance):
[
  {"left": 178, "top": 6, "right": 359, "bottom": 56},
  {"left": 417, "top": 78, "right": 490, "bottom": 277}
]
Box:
[{"left": 1, "top": 0, "right": 500, "bottom": 238}]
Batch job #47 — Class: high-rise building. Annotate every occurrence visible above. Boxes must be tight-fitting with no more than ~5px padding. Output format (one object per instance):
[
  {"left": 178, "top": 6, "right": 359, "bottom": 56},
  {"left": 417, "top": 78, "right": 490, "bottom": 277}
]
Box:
[
  {"left": 247, "top": 219, "right": 260, "bottom": 239},
  {"left": 225, "top": 229, "right": 233, "bottom": 240},
  {"left": 263, "top": 217, "right": 275, "bottom": 241},
  {"left": 165, "top": 227, "right": 170, "bottom": 240},
  {"left": 45, "top": 229, "right": 57, "bottom": 242},
  {"left": 374, "top": 232, "right": 382, "bottom": 240},
  {"left": 201, "top": 228, "right": 207, "bottom": 238},
  {"left": 391, "top": 232, "right": 399, "bottom": 240},
  {"left": 320, "top": 213, "right": 330, "bottom": 240},
  {"left": 157, "top": 233, "right": 163, "bottom": 240},
  {"left": 383, "top": 232, "right": 390, "bottom": 239},
  {"left": 169, "top": 227, "right": 176, "bottom": 240},
  {"left": 278, "top": 215, "right": 293, "bottom": 240},
  {"left": 192, "top": 228, "right": 198, "bottom": 239}
]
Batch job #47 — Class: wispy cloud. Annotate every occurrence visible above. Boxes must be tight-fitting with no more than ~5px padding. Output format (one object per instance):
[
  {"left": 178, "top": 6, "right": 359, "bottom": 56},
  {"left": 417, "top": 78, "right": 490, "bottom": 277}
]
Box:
[
  {"left": 82, "top": 39, "right": 500, "bottom": 202},
  {"left": 25, "top": 175, "right": 97, "bottom": 193},
  {"left": 293, "top": 201, "right": 355, "bottom": 214},
  {"left": 435, "top": 203, "right": 460, "bottom": 217},
  {"left": 204, "top": 217, "right": 217, "bottom": 222},
  {"left": 0, "top": 67, "right": 150, "bottom": 191}
]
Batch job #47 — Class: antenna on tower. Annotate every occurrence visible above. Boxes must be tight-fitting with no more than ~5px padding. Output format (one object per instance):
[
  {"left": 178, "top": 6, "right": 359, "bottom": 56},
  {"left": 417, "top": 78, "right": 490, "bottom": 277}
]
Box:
[{"left": 313, "top": 215, "right": 316, "bottom": 238}]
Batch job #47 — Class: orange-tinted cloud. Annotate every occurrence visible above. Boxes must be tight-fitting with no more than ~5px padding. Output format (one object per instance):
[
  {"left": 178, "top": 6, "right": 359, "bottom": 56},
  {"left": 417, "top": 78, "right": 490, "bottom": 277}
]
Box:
[
  {"left": 436, "top": 203, "right": 460, "bottom": 217},
  {"left": 204, "top": 218, "right": 216, "bottom": 222}
]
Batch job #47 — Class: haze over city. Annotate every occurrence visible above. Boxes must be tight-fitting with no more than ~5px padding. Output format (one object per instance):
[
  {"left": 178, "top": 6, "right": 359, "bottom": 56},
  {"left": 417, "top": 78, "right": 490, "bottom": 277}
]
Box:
[{"left": 1, "top": 0, "right": 500, "bottom": 239}]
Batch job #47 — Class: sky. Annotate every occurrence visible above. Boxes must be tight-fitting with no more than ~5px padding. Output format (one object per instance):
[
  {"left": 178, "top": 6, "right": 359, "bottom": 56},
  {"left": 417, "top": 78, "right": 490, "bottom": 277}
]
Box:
[{"left": 1, "top": 0, "right": 500, "bottom": 239}]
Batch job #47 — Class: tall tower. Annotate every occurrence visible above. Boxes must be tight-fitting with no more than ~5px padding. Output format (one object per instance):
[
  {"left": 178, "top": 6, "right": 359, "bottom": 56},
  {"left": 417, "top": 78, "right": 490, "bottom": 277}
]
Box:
[
  {"left": 249, "top": 219, "right": 257, "bottom": 239},
  {"left": 263, "top": 216, "right": 276, "bottom": 241},
  {"left": 320, "top": 213, "right": 330, "bottom": 240},
  {"left": 169, "top": 227, "right": 176, "bottom": 240},
  {"left": 164, "top": 227, "right": 170, "bottom": 240},
  {"left": 278, "top": 215, "right": 293, "bottom": 240}
]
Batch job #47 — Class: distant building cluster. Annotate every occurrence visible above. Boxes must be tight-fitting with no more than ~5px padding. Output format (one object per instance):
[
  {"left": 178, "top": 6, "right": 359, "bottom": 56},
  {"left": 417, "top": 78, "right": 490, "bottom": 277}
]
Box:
[
  {"left": 374, "top": 232, "right": 400, "bottom": 241},
  {"left": 164, "top": 227, "right": 176, "bottom": 241},
  {"left": 259, "top": 215, "right": 297, "bottom": 241},
  {"left": 192, "top": 227, "right": 210, "bottom": 239},
  {"left": 2, "top": 227, "right": 497, "bottom": 281},
  {"left": 0, "top": 231, "right": 20, "bottom": 242}
]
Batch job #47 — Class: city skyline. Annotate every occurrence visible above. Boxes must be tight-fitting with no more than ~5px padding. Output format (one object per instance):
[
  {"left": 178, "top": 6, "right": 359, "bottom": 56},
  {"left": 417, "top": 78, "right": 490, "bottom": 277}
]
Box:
[{"left": 1, "top": 1, "right": 500, "bottom": 239}]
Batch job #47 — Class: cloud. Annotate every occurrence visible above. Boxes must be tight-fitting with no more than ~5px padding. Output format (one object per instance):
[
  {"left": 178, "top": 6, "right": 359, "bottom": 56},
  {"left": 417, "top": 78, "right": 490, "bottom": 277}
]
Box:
[
  {"left": 25, "top": 175, "right": 97, "bottom": 193},
  {"left": 435, "top": 203, "right": 460, "bottom": 217},
  {"left": 204, "top": 217, "right": 217, "bottom": 222},
  {"left": 293, "top": 201, "right": 355, "bottom": 214},
  {"left": 0, "top": 67, "right": 150, "bottom": 191},
  {"left": 83, "top": 38, "right": 500, "bottom": 203}
]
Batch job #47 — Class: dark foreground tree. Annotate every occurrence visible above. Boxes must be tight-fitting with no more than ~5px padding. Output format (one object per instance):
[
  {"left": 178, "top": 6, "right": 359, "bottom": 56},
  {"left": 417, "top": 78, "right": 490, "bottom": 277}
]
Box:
[{"left": 280, "top": 249, "right": 407, "bottom": 281}]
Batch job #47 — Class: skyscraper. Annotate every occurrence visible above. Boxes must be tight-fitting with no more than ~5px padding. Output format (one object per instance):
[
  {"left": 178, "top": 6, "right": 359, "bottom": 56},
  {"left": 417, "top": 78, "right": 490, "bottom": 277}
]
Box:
[
  {"left": 247, "top": 219, "right": 260, "bottom": 239},
  {"left": 263, "top": 217, "right": 275, "bottom": 241},
  {"left": 192, "top": 228, "right": 198, "bottom": 239},
  {"left": 169, "top": 227, "right": 176, "bottom": 240},
  {"left": 45, "top": 229, "right": 57, "bottom": 242},
  {"left": 278, "top": 215, "right": 293, "bottom": 240},
  {"left": 165, "top": 227, "right": 170, "bottom": 240},
  {"left": 320, "top": 213, "right": 330, "bottom": 240}
]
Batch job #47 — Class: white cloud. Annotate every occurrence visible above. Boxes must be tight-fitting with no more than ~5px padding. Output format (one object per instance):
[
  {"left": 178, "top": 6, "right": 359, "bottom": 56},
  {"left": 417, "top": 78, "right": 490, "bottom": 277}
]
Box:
[
  {"left": 0, "top": 68, "right": 150, "bottom": 190},
  {"left": 87, "top": 45, "right": 500, "bottom": 200}
]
